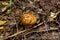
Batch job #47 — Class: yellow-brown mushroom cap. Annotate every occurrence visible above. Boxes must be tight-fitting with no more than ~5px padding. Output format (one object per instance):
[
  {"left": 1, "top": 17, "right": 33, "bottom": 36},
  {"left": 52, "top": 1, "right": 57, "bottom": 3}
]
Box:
[{"left": 21, "top": 13, "right": 37, "bottom": 25}]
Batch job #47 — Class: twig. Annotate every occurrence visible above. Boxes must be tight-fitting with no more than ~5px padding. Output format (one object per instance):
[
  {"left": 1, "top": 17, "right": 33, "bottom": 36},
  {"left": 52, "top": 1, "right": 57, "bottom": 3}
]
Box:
[{"left": 5, "top": 22, "right": 44, "bottom": 39}]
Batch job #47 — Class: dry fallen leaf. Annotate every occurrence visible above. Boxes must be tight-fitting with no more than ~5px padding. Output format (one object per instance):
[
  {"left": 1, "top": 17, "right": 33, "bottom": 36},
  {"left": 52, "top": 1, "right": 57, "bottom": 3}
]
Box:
[
  {"left": 1, "top": 2, "right": 9, "bottom": 6},
  {"left": 2, "top": 6, "right": 8, "bottom": 12},
  {"left": 0, "top": 35, "right": 4, "bottom": 40},
  {"left": 50, "top": 12, "right": 57, "bottom": 19},
  {"left": 0, "top": 26, "right": 4, "bottom": 30},
  {"left": 49, "top": 12, "right": 57, "bottom": 21},
  {"left": 0, "top": 20, "right": 7, "bottom": 25}
]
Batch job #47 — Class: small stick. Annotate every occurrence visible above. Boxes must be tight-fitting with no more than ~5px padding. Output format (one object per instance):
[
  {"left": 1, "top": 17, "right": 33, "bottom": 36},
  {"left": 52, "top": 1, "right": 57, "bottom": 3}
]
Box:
[{"left": 5, "top": 22, "right": 44, "bottom": 39}]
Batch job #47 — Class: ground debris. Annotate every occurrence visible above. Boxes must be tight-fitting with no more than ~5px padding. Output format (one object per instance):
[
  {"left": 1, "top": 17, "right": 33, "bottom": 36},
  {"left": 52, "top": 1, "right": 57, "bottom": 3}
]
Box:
[{"left": 0, "top": 0, "right": 60, "bottom": 40}]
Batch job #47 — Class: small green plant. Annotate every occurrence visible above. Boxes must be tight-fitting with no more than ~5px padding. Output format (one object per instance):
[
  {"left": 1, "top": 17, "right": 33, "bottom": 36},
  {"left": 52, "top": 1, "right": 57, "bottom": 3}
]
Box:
[
  {"left": 10, "top": 0, "right": 12, "bottom": 8},
  {"left": 7, "top": 0, "right": 12, "bottom": 14}
]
